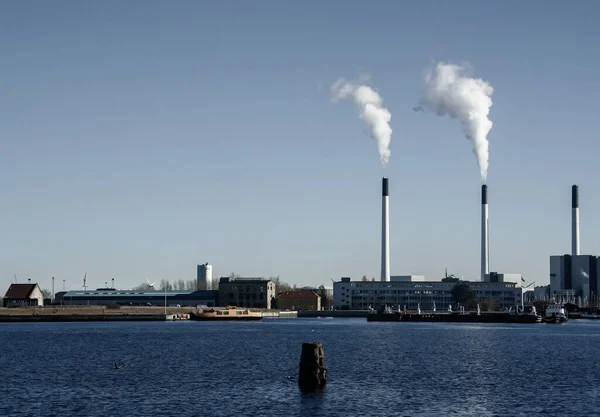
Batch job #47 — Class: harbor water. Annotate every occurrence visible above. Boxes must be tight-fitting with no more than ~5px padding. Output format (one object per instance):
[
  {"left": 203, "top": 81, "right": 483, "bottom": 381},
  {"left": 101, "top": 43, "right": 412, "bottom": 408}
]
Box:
[{"left": 1, "top": 318, "right": 599, "bottom": 416}]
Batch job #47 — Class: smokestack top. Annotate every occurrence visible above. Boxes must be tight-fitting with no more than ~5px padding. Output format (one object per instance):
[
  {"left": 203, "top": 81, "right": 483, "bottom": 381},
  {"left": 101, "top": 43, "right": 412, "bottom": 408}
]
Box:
[
  {"left": 572, "top": 185, "right": 579, "bottom": 208},
  {"left": 481, "top": 184, "right": 487, "bottom": 205},
  {"left": 382, "top": 177, "right": 389, "bottom": 196}
]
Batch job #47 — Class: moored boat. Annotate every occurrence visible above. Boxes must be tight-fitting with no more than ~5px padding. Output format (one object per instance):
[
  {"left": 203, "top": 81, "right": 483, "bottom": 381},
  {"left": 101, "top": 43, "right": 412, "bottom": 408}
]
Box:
[
  {"left": 543, "top": 304, "right": 568, "bottom": 323},
  {"left": 189, "top": 307, "right": 263, "bottom": 321},
  {"left": 366, "top": 304, "right": 542, "bottom": 324}
]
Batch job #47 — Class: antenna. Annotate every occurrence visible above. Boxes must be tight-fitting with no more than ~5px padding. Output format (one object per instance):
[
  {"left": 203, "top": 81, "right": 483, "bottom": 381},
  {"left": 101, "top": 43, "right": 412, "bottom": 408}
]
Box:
[
  {"left": 83, "top": 273, "right": 87, "bottom": 291},
  {"left": 14, "top": 274, "right": 17, "bottom": 283}
]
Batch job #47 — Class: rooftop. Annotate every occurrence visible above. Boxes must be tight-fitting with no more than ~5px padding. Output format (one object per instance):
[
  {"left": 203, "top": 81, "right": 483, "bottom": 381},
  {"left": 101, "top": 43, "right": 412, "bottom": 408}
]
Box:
[
  {"left": 61, "top": 289, "right": 217, "bottom": 297},
  {"left": 4, "top": 283, "right": 38, "bottom": 299},
  {"left": 278, "top": 290, "right": 320, "bottom": 299}
]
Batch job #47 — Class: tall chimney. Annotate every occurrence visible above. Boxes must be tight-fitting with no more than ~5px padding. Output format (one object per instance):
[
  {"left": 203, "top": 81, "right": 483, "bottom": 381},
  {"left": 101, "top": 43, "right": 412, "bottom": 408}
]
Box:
[
  {"left": 481, "top": 184, "right": 489, "bottom": 281},
  {"left": 572, "top": 185, "right": 580, "bottom": 255},
  {"left": 381, "top": 177, "right": 390, "bottom": 282}
]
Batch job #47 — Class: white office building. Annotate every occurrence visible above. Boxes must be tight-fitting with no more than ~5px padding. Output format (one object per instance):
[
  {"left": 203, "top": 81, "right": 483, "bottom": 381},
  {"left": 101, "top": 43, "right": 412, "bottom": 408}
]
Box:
[{"left": 333, "top": 276, "right": 522, "bottom": 311}]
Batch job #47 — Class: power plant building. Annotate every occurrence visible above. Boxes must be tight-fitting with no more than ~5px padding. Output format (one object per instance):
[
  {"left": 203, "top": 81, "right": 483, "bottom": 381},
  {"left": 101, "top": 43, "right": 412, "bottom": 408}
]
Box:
[
  {"left": 550, "top": 185, "right": 600, "bottom": 302},
  {"left": 333, "top": 178, "right": 529, "bottom": 312},
  {"left": 550, "top": 254, "right": 600, "bottom": 301}
]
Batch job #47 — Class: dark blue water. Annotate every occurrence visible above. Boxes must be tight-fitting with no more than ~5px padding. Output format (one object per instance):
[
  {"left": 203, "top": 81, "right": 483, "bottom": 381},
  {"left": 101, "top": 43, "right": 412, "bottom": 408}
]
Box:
[{"left": 1, "top": 318, "right": 599, "bottom": 416}]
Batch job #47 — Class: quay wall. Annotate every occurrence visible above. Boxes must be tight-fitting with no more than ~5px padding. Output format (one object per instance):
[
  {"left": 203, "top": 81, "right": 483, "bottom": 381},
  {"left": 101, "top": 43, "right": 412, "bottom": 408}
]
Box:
[{"left": 0, "top": 314, "right": 166, "bottom": 322}]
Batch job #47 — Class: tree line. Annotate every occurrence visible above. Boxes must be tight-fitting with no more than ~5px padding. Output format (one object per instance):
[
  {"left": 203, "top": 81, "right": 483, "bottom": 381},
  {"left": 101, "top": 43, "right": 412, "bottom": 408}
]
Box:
[{"left": 132, "top": 278, "right": 218, "bottom": 291}]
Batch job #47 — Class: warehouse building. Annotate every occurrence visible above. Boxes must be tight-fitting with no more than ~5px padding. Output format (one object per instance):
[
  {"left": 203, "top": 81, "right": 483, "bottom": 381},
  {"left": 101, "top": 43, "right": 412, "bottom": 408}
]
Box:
[
  {"left": 277, "top": 290, "right": 321, "bottom": 311},
  {"left": 54, "top": 289, "right": 218, "bottom": 307},
  {"left": 218, "top": 277, "right": 275, "bottom": 309}
]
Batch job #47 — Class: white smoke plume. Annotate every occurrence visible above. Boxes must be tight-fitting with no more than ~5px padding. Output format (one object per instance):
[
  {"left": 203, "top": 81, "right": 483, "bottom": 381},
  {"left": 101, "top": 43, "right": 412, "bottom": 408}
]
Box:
[
  {"left": 415, "top": 62, "right": 494, "bottom": 183},
  {"left": 331, "top": 78, "right": 392, "bottom": 165}
]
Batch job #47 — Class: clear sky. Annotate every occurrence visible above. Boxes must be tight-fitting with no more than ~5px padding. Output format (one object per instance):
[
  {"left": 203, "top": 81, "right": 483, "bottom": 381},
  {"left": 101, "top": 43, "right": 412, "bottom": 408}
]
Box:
[{"left": 1, "top": 0, "right": 599, "bottom": 292}]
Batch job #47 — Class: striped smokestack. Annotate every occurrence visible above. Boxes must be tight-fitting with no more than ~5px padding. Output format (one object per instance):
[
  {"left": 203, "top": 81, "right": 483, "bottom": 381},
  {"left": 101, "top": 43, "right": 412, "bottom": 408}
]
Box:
[
  {"left": 381, "top": 177, "right": 390, "bottom": 282},
  {"left": 572, "top": 185, "right": 580, "bottom": 256},
  {"left": 481, "top": 184, "right": 489, "bottom": 281}
]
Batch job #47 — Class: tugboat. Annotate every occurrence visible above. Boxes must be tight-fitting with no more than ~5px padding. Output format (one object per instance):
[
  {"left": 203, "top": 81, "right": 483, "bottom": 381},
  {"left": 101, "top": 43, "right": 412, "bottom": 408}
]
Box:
[{"left": 543, "top": 304, "right": 568, "bottom": 323}]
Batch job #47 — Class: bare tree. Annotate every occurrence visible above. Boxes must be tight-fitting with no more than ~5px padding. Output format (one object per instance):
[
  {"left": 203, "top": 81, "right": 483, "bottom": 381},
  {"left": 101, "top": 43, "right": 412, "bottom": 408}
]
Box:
[
  {"left": 186, "top": 280, "right": 199, "bottom": 291},
  {"left": 176, "top": 279, "right": 186, "bottom": 290},
  {"left": 133, "top": 282, "right": 153, "bottom": 290},
  {"left": 159, "top": 279, "right": 172, "bottom": 291},
  {"left": 41, "top": 289, "right": 52, "bottom": 299},
  {"left": 271, "top": 276, "right": 292, "bottom": 294},
  {"left": 361, "top": 275, "right": 368, "bottom": 282},
  {"left": 209, "top": 277, "right": 220, "bottom": 291}
]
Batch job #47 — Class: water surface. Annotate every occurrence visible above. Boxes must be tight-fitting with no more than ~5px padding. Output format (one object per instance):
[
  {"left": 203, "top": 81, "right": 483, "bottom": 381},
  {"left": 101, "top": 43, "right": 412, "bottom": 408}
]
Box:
[{"left": 1, "top": 318, "right": 598, "bottom": 416}]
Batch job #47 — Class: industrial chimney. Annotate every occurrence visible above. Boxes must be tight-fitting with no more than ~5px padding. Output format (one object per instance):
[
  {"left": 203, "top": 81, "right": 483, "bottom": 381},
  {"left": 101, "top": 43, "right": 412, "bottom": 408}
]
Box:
[
  {"left": 481, "top": 184, "right": 489, "bottom": 281},
  {"left": 381, "top": 177, "right": 390, "bottom": 282},
  {"left": 572, "top": 185, "right": 580, "bottom": 255}
]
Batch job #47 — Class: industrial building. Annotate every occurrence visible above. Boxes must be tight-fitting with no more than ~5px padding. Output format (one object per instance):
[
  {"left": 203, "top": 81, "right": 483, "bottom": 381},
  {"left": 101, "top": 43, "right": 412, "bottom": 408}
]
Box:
[
  {"left": 218, "top": 277, "right": 276, "bottom": 309},
  {"left": 197, "top": 263, "right": 212, "bottom": 290},
  {"left": 339, "top": 178, "right": 524, "bottom": 311},
  {"left": 333, "top": 276, "right": 522, "bottom": 311},
  {"left": 550, "top": 185, "right": 600, "bottom": 302},
  {"left": 54, "top": 289, "right": 218, "bottom": 307},
  {"left": 3, "top": 283, "right": 44, "bottom": 307},
  {"left": 330, "top": 178, "right": 522, "bottom": 311}
]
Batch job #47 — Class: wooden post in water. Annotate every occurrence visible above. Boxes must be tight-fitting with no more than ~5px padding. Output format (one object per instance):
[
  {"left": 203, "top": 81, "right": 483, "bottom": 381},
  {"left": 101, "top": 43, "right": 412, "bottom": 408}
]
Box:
[{"left": 298, "top": 342, "right": 327, "bottom": 390}]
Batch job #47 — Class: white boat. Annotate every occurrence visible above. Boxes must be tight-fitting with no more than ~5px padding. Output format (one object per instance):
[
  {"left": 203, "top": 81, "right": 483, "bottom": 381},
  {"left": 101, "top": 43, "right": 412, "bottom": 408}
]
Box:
[{"left": 544, "top": 304, "right": 568, "bottom": 323}]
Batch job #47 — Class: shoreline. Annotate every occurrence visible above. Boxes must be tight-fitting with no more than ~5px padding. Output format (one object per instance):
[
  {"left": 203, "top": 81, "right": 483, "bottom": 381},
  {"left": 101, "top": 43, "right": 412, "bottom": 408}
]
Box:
[{"left": 0, "top": 306, "right": 298, "bottom": 322}]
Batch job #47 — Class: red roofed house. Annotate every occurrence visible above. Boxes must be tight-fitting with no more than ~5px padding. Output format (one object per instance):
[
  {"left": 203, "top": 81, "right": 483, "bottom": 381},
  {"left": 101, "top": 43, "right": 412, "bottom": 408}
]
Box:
[
  {"left": 277, "top": 290, "right": 321, "bottom": 311},
  {"left": 3, "top": 283, "right": 44, "bottom": 307}
]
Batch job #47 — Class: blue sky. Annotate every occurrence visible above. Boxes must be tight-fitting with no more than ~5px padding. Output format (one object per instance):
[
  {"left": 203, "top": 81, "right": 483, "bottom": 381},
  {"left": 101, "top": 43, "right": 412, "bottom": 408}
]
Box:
[{"left": 1, "top": 1, "right": 599, "bottom": 292}]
